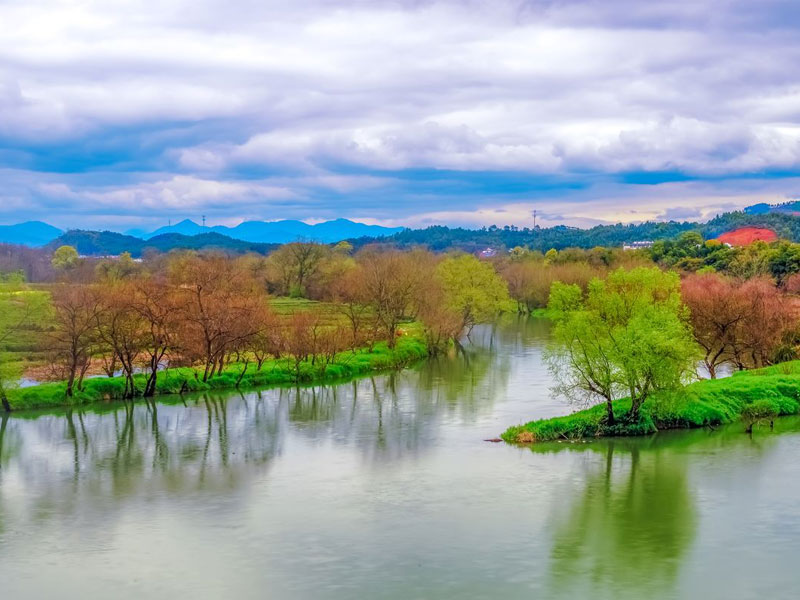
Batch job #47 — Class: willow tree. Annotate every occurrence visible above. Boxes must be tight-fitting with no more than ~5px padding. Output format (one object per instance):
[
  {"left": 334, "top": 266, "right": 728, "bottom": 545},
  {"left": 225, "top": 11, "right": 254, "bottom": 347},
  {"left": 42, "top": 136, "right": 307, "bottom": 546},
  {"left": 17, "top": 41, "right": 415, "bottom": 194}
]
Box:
[
  {"left": 435, "top": 254, "right": 511, "bottom": 334},
  {"left": 547, "top": 267, "right": 697, "bottom": 424}
]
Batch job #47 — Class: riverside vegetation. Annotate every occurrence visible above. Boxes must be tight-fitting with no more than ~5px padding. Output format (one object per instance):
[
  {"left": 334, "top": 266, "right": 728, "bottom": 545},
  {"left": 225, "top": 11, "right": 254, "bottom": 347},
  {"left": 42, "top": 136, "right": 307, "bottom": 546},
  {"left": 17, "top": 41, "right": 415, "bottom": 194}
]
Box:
[
  {"left": 6, "top": 230, "right": 800, "bottom": 441},
  {"left": 503, "top": 265, "right": 800, "bottom": 443},
  {"left": 0, "top": 245, "right": 510, "bottom": 411}
]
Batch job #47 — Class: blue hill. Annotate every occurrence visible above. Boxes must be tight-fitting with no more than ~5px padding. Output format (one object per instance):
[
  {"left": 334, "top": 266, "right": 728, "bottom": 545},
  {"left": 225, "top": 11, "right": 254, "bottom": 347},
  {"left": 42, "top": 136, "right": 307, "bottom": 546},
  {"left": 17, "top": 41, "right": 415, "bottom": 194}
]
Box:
[{"left": 0, "top": 221, "right": 64, "bottom": 247}]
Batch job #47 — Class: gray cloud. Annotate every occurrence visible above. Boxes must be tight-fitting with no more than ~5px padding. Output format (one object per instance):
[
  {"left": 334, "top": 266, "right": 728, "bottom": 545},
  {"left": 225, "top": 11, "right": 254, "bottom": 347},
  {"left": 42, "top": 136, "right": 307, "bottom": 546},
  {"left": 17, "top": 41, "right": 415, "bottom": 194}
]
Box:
[{"left": 0, "top": 0, "right": 799, "bottom": 227}]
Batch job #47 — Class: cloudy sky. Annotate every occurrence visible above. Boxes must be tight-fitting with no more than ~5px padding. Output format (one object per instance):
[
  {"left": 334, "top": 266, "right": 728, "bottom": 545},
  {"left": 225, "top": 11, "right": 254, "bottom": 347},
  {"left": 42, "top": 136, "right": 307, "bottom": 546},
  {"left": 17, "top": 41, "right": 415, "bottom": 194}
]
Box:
[{"left": 2, "top": 0, "right": 800, "bottom": 231}]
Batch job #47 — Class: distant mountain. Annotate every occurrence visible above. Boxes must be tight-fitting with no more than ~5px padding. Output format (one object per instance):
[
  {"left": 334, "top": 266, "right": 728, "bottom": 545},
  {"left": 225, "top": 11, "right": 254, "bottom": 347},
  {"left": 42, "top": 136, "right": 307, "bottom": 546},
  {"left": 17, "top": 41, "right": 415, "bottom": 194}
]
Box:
[
  {"left": 139, "top": 218, "right": 403, "bottom": 243},
  {"left": 48, "top": 230, "right": 277, "bottom": 257},
  {"left": 145, "top": 219, "right": 207, "bottom": 238},
  {"left": 744, "top": 201, "right": 800, "bottom": 216},
  {"left": 0, "top": 221, "right": 63, "bottom": 247}
]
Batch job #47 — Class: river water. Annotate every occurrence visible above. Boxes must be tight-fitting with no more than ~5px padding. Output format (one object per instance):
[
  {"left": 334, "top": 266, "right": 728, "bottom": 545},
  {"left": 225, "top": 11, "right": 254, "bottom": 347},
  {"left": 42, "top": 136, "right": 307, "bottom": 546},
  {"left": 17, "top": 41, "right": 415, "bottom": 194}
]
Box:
[{"left": 1, "top": 317, "right": 800, "bottom": 599}]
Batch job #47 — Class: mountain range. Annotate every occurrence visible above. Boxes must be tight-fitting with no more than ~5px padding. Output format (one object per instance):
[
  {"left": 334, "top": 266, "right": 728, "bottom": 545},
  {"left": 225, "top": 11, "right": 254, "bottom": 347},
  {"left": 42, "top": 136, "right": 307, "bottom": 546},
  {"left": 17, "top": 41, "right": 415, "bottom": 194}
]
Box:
[
  {"left": 127, "top": 218, "right": 403, "bottom": 243},
  {"left": 0, "top": 218, "right": 403, "bottom": 248},
  {"left": 6, "top": 201, "right": 800, "bottom": 257}
]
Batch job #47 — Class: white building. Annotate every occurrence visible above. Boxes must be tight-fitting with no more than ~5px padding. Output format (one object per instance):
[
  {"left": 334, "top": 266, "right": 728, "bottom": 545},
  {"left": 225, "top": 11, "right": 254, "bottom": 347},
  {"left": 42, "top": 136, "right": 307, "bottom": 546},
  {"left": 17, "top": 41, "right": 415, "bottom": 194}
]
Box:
[{"left": 622, "top": 241, "right": 654, "bottom": 251}]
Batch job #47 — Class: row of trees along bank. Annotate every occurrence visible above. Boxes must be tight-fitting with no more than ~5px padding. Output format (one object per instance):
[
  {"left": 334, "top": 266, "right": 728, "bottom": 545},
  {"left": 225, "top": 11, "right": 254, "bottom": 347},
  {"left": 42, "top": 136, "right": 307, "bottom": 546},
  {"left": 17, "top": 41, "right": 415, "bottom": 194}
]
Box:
[{"left": 1, "top": 247, "right": 511, "bottom": 410}]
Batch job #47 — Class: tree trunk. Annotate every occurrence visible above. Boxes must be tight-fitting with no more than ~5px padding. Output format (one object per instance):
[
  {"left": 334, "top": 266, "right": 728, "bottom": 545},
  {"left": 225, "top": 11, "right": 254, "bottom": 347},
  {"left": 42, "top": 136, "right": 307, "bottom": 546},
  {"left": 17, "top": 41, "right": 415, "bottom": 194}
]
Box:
[
  {"left": 66, "top": 370, "right": 76, "bottom": 397},
  {"left": 235, "top": 360, "right": 249, "bottom": 388},
  {"left": 605, "top": 398, "right": 615, "bottom": 425},
  {"left": 706, "top": 362, "right": 717, "bottom": 379},
  {"left": 144, "top": 370, "right": 158, "bottom": 397},
  {"left": 629, "top": 396, "right": 641, "bottom": 422},
  {"left": 77, "top": 360, "right": 90, "bottom": 391}
]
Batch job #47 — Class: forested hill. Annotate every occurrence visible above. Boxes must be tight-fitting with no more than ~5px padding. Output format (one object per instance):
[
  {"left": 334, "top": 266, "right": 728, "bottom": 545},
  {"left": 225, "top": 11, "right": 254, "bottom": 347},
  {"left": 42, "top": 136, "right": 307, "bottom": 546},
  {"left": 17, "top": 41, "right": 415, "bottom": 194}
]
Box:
[
  {"left": 48, "top": 230, "right": 277, "bottom": 257},
  {"left": 37, "top": 208, "right": 800, "bottom": 256},
  {"left": 354, "top": 211, "right": 800, "bottom": 252}
]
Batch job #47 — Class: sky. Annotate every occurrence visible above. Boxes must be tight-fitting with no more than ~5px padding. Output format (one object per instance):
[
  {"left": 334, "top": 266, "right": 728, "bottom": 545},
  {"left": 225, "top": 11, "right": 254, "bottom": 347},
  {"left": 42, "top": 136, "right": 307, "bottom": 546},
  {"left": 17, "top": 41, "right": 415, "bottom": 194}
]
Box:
[{"left": 2, "top": 0, "right": 800, "bottom": 232}]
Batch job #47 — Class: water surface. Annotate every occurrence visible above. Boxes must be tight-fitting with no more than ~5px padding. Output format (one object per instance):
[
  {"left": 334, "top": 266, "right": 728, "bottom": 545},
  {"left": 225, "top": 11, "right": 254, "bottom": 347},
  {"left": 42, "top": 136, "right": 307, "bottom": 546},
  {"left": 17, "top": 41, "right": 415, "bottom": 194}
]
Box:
[{"left": 2, "top": 317, "right": 799, "bottom": 599}]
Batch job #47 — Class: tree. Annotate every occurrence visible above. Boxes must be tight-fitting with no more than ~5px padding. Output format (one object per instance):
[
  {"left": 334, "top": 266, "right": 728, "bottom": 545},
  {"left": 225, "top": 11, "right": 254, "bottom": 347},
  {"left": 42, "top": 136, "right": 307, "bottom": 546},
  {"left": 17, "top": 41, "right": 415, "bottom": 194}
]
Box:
[
  {"left": 769, "top": 241, "right": 800, "bottom": 283},
  {"left": 51, "top": 245, "right": 80, "bottom": 272},
  {"left": 330, "top": 265, "right": 379, "bottom": 349},
  {"left": 500, "top": 260, "right": 596, "bottom": 312},
  {"left": 416, "top": 276, "right": 464, "bottom": 354},
  {"left": 358, "top": 248, "right": 429, "bottom": 348},
  {"left": 50, "top": 285, "right": 103, "bottom": 396},
  {"left": 96, "top": 282, "right": 146, "bottom": 399},
  {"left": 251, "top": 306, "right": 283, "bottom": 370},
  {"left": 547, "top": 267, "right": 697, "bottom": 424},
  {"left": 267, "top": 242, "right": 328, "bottom": 297},
  {"left": 95, "top": 251, "right": 138, "bottom": 282},
  {"left": 132, "top": 278, "right": 179, "bottom": 397},
  {"left": 435, "top": 254, "right": 511, "bottom": 334},
  {"left": 169, "top": 254, "right": 265, "bottom": 381},
  {"left": 729, "top": 277, "right": 793, "bottom": 370},
  {"left": 681, "top": 273, "right": 747, "bottom": 378}
]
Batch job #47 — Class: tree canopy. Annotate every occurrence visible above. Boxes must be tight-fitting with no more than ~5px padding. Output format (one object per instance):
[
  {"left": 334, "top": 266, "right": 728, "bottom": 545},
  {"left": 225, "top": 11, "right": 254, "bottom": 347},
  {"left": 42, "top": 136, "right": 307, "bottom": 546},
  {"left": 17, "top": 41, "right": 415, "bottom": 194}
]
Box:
[
  {"left": 435, "top": 254, "right": 511, "bottom": 332},
  {"left": 547, "top": 267, "right": 698, "bottom": 424}
]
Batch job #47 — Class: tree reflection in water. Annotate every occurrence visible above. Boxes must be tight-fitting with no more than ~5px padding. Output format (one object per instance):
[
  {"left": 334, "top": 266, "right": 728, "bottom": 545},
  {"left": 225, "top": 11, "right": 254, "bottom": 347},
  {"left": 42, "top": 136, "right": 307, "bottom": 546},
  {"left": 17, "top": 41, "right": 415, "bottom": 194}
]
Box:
[
  {"left": 543, "top": 438, "right": 695, "bottom": 598},
  {"left": 0, "top": 321, "right": 515, "bottom": 526}
]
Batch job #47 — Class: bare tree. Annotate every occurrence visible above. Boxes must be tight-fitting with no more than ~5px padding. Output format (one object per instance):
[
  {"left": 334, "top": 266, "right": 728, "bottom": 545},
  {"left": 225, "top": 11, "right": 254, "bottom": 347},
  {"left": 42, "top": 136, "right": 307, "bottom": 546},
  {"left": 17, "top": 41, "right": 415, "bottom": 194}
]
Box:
[{"left": 50, "top": 285, "right": 103, "bottom": 396}]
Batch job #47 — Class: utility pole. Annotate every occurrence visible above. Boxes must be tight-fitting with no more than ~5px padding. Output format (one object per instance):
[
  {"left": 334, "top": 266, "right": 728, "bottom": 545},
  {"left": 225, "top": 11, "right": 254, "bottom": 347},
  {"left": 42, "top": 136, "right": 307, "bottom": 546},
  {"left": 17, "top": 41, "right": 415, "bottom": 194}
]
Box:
[{"left": 202, "top": 215, "right": 206, "bottom": 228}]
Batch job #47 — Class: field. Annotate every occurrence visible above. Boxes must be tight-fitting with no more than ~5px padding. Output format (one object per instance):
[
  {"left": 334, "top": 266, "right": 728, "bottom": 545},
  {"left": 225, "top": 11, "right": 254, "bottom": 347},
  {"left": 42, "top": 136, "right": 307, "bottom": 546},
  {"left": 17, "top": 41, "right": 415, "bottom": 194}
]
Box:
[{"left": 0, "top": 284, "right": 52, "bottom": 381}]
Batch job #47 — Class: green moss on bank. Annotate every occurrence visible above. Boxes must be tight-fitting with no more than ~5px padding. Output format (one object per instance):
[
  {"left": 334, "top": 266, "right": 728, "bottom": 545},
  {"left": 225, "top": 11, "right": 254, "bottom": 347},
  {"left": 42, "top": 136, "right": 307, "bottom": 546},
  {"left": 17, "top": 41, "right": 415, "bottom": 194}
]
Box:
[
  {"left": 502, "top": 362, "right": 800, "bottom": 443},
  {"left": 5, "top": 336, "right": 428, "bottom": 412}
]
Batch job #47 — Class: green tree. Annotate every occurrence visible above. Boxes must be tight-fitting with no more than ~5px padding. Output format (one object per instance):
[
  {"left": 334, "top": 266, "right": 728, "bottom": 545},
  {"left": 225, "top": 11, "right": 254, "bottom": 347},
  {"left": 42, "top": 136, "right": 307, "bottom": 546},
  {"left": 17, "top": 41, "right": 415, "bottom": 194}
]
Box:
[
  {"left": 435, "top": 254, "right": 511, "bottom": 334},
  {"left": 51, "top": 245, "right": 80, "bottom": 271},
  {"left": 547, "top": 267, "right": 697, "bottom": 424},
  {"left": 95, "top": 251, "right": 138, "bottom": 281},
  {"left": 768, "top": 241, "right": 800, "bottom": 283}
]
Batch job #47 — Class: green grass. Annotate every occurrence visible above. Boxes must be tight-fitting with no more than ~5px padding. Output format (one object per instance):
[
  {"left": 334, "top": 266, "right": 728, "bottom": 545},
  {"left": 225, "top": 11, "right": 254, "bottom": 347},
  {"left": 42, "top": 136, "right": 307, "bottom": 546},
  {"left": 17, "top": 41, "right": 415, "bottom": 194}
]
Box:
[
  {"left": 5, "top": 335, "right": 429, "bottom": 412},
  {"left": 0, "top": 285, "right": 53, "bottom": 377},
  {"left": 502, "top": 363, "right": 800, "bottom": 443}
]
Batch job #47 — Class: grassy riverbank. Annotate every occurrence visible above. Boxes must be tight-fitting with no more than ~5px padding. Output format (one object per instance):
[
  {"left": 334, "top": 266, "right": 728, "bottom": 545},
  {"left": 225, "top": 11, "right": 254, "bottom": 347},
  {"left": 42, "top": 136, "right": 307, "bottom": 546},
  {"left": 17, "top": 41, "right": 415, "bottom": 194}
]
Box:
[
  {"left": 503, "top": 361, "right": 800, "bottom": 443},
  {"left": 5, "top": 335, "right": 428, "bottom": 411}
]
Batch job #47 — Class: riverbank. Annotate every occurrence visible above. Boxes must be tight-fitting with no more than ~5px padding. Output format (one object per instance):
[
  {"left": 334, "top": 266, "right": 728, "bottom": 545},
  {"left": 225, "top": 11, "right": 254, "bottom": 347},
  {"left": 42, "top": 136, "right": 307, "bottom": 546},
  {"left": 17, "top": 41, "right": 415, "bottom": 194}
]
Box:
[
  {"left": 502, "top": 360, "right": 800, "bottom": 443},
  {"left": 5, "top": 336, "right": 428, "bottom": 411}
]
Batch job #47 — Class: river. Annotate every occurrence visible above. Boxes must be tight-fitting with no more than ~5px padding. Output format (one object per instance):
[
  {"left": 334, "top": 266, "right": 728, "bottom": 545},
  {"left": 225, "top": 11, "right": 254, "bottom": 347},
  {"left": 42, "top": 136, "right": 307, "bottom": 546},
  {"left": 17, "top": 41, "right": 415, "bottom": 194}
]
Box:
[{"left": 1, "top": 317, "right": 799, "bottom": 599}]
